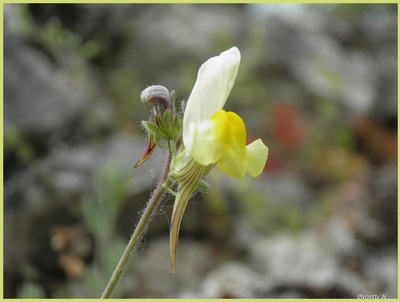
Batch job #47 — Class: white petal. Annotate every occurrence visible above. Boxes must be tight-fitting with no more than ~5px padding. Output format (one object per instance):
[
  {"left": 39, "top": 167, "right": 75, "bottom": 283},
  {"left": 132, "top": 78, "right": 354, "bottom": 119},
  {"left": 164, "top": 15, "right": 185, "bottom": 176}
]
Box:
[{"left": 183, "top": 47, "right": 241, "bottom": 150}]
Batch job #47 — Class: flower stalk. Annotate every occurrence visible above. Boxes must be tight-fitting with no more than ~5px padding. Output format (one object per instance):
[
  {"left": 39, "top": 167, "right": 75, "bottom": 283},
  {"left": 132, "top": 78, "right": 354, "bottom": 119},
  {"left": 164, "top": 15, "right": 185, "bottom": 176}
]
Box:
[{"left": 101, "top": 150, "right": 173, "bottom": 299}]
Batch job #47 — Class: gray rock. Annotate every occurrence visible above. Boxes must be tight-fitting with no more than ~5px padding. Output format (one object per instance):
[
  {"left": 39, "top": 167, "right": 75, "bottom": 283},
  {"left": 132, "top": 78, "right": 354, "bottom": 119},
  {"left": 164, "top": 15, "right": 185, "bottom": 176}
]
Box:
[
  {"left": 257, "top": 12, "right": 377, "bottom": 116},
  {"left": 250, "top": 231, "right": 339, "bottom": 288},
  {"left": 363, "top": 250, "right": 398, "bottom": 298},
  {"left": 133, "top": 237, "right": 212, "bottom": 298},
  {"left": 117, "top": 4, "right": 248, "bottom": 92},
  {"left": 194, "top": 262, "right": 270, "bottom": 298},
  {"left": 28, "top": 4, "right": 136, "bottom": 41},
  {"left": 4, "top": 34, "right": 89, "bottom": 133}
]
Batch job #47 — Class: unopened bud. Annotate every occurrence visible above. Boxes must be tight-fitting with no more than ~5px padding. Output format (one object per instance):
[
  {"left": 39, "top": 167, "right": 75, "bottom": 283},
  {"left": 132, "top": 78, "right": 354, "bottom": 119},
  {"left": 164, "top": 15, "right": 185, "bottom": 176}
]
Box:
[{"left": 140, "top": 85, "right": 170, "bottom": 109}]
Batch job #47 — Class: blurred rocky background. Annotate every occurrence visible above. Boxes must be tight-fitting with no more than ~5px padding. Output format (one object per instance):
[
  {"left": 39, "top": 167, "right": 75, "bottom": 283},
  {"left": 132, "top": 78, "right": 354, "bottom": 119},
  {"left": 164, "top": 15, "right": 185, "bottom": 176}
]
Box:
[{"left": 3, "top": 4, "right": 397, "bottom": 298}]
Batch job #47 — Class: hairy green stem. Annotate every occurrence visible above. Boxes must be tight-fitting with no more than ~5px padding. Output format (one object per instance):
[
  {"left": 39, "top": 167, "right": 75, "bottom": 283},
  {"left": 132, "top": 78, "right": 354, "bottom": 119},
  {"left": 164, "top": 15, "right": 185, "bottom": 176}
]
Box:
[{"left": 101, "top": 151, "right": 172, "bottom": 298}]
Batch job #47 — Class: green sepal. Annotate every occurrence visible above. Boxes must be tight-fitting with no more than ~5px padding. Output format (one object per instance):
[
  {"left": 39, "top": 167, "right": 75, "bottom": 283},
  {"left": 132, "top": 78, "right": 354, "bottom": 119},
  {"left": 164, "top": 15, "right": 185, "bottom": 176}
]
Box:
[
  {"left": 196, "top": 179, "right": 211, "bottom": 191},
  {"left": 173, "top": 117, "right": 182, "bottom": 139},
  {"left": 162, "top": 109, "right": 173, "bottom": 136},
  {"left": 144, "top": 121, "right": 160, "bottom": 136}
]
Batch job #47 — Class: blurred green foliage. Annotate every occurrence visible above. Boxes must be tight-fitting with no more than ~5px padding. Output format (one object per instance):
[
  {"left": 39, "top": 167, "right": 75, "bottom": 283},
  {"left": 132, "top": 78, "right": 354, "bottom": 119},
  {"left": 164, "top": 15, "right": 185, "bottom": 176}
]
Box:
[
  {"left": 12, "top": 6, "right": 106, "bottom": 75},
  {"left": 17, "top": 281, "right": 46, "bottom": 298},
  {"left": 77, "top": 165, "right": 130, "bottom": 297},
  {"left": 82, "top": 165, "right": 130, "bottom": 245},
  {"left": 311, "top": 3, "right": 397, "bottom": 19},
  {"left": 4, "top": 127, "right": 34, "bottom": 164}
]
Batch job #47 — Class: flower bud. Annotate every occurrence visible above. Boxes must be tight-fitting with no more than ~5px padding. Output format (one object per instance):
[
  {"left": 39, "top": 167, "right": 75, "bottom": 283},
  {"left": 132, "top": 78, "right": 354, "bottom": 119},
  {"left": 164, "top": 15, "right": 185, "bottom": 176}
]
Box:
[{"left": 140, "top": 85, "right": 170, "bottom": 109}]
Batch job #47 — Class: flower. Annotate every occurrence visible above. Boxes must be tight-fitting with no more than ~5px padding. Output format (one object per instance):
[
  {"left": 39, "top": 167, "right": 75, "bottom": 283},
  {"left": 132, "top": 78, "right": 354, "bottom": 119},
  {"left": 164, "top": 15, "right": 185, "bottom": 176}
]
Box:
[
  {"left": 169, "top": 47, "right": 268, "bottom": 273},
  {"left": 183, "top": 47, "right": 268, "bottom": 178}
]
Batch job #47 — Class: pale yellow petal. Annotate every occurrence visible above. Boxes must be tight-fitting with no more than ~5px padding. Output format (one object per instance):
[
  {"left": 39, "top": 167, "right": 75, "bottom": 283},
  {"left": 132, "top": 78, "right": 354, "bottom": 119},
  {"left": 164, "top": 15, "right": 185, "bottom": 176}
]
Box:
[
  {"left": 245, "top": 139, "right": 268, "bottom": 177},
  {"left": 188, "top": 110, "right": 247, "bottom": 178}
]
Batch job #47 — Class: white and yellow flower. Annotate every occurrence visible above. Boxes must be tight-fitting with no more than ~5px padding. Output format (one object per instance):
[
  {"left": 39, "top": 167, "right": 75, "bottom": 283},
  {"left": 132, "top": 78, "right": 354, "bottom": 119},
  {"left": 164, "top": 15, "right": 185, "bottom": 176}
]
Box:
[{"left": 169, "top": 47, "right": 268, "bottom": 273}]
